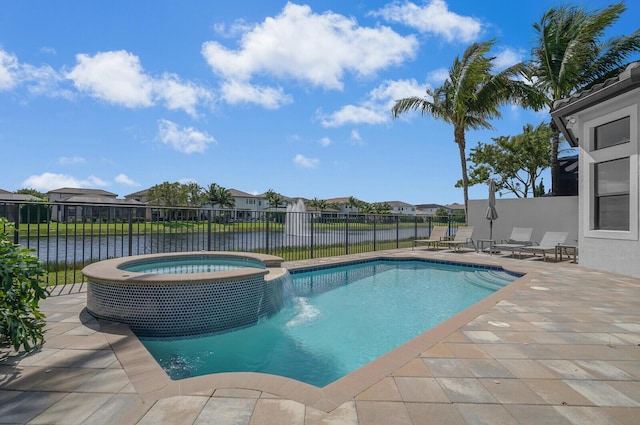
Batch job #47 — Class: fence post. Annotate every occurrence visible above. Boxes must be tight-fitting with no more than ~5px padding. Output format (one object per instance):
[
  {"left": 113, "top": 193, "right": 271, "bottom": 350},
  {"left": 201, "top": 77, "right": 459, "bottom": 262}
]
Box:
[
  {"left": 128, "top": 208, "right": 133, "bottom": 256},
  {"left": 373, "top": 215, "right": 377, "bottom": 252},
  {"left": 265, "top": 213, "right": 270, "bottom": 255},
  {"left": 345, "top": 215, "right": 349, "bottom": 255},
  {"left": 396, "top": 215, "right": 400, "bottom": 249},
  {"left": 13, "top": 203, "right": 19, "bottom": 244},
  {"left": 207, "top": 211, "right": 212, "bottom": 251},
  {"left": 310, "top": 213, "right": 314, "bottom": 259}
]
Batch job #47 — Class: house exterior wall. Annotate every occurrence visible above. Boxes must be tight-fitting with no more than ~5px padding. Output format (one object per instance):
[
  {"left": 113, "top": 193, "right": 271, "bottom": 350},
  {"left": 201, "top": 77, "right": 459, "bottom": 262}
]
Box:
[
  {"left": 468, "top": 197, "right": 578, "bottom": 246},
  {"left": 571, "top": 88, "right": 640, "bottom": 278}
]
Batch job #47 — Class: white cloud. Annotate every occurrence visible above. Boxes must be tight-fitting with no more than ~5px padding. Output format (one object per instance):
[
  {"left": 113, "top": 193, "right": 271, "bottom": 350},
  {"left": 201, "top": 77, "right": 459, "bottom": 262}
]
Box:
[
  {"left": 0, "top": 49, "right": 19, "bottom": 90},
  {"left": 66, "top": 50, "right": 211, "bottom": 115},
  {"left": 350, "top": 130, "right": 365, "bottom": 146},
  {"left": 293, "top": 154, "right": 319, "bottom": 169},
  {"left": 319, "top": 137, "right": 331, "bottom": 147},
  {"left": 493, "top": 47, "right": 524, "bottom": 71},
  {"left": 58, "top": 156, "right": 86, "bottom": 165},
  {"left": 202, "top": 3, "right": 417, "bottom": 108},
  {"left": 67, "top": 50, "right": 154, "bottom": 107},
  {"left": 320, "top": 78, "right": 426, "bottom": 127},
  {"left": 21, "top": 172, "right": 108, "bottom": 192},
  {"left": 371, "top": 0, "right": 482, "bottom": 43},
  {"left": 40, "top": 46, "right": 57, "bottom": 55},
  {"left": 320, "top": 105, "right": 388, "bottom": 128},
  {"left": 115, "top": 173, "right": 138, "bottom": 186},
  {"left": 427, "top": 67, "right": 449, "bottom": 84},
  {"left": 220, "top": 80, "right": 291, "bottom": 109},
  {"left": 157, "top": 119, "right": 215, "bottom": 154},
  {"left": 0, "top": 48, "right": 67, "bottom": 96}
]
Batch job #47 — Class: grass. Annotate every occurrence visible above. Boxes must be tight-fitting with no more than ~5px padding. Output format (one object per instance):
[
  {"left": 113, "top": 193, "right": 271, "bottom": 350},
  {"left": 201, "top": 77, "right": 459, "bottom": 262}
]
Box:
[
  {"left": 43, "top": 239, "right": 417, "bottom": 285},
  {"left": 18, "top": 219, "right": 440, "bottom": 237}
]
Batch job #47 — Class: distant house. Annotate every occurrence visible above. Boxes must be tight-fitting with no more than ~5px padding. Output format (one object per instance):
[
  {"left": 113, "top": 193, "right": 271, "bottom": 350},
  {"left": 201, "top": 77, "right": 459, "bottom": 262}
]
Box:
[
  {"left": 47, "top": 188, "right": 144, "bottom": 222},
  {"left": 385, "top": 201, "right": 416, "bottom": 216},
  {"left": 445, "top": 203, "right": 466, "bottom": 215},
  {"left": 227, "top": 189, "right": 265, "bottom": 220},
  {"left": 0, "top": 191, "right": 45, "bottom": 223},
  {"left": 552, "top": 61, "right": 640, "bottom": 278},
  {"left": 415, "top": 203, "right": 443, "bottom": 217}
]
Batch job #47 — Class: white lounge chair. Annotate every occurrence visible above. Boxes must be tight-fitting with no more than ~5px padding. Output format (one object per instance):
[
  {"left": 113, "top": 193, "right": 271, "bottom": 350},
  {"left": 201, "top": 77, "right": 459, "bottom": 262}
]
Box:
[
  {"left": 438, "top": 226, "right": 475, "bottom": 252},
  {"left": 412, "top": 226, "right": 449, "bottom": 250},
  {"left": 493, "top": 227, "right": 534, "bottom": 256},
  {"left": 517, "top": 231, "right": 569, "bottom": 261}
]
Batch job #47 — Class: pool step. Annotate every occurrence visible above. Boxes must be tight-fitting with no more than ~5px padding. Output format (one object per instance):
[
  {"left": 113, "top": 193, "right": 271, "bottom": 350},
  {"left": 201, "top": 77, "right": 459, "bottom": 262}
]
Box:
[{"left": 462, "top": 270, "right": 515, "bottom": 291}]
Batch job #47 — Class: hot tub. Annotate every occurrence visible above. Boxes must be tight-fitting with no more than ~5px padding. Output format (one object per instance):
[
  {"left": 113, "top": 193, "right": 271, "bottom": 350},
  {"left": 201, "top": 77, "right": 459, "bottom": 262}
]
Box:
[{"left": 82, "top": 252, "right": 290, "bottom": 337}]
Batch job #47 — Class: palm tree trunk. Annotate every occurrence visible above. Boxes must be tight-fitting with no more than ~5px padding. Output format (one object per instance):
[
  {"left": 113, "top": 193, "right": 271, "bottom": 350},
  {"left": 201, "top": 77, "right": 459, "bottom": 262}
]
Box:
[
  {"left": 550, "top": 119, "right": 560, "bottom": 195},
  {"left": 455, "top": 125, "right": 469, "bottom": 218}
]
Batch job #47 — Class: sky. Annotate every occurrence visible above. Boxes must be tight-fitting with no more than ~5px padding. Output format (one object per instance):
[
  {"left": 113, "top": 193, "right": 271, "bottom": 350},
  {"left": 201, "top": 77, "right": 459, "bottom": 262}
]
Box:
[{"left": 1, "top": 0, "right": 639, "bottom": 205}]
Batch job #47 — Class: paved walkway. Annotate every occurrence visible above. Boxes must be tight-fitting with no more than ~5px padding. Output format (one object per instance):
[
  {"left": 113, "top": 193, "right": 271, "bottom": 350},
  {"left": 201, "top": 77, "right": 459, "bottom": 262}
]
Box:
[{"left": 1, "top": 249, "right": 639, "bottom": 424}]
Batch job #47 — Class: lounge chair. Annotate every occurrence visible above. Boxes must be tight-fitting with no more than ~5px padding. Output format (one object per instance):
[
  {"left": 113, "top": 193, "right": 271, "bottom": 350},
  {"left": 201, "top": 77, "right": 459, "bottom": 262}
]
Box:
[
  {"left": 438, "top": 226, "right": 475, "bottom": 252},
  {"left": 493, "top": 227, "right": 534, "bottom": 256},
  {"left": 517, "top": 231, "right": 569, "bottom": 261},
  {"left": 412, "top": 225, "right": 449, "bottom": 250}
]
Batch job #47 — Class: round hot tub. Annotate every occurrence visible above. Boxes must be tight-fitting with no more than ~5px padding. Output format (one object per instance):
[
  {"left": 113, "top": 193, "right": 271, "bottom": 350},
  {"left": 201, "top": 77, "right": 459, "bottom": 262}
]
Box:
[{"left": 82, "top": 252, "right": 290, "bottom": 337}]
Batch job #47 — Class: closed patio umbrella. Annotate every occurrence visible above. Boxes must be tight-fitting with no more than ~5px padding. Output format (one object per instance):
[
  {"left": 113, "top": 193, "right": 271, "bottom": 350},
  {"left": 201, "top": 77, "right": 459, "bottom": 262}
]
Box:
[{"left": 485, "top": 179, "right": 498, "bottom": 240}]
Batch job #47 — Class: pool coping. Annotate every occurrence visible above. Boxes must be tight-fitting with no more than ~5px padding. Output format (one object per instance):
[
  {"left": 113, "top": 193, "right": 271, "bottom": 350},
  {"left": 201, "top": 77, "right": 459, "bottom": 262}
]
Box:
[{"left": 99, "top": 251, "right": 534, "bottom": 412}]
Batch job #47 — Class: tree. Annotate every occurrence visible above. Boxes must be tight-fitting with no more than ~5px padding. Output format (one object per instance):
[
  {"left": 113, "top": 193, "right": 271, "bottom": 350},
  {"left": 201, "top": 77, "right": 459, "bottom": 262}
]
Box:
[
  {"left": 147, "top": 182, "right": 186, "bottom": 207},
  {"left": 460, "top": 123, "right": 552, "bottom": 198},
  {"left": 346, "top": 196, "right": 366, "bottom": 214},
  {"left": 309, "top": 197, "right": 328, "bottom": 212},
  {"left": 264, "top": 189, "right": 286, "bottom": 210},
  {"left": 206, "top": 183, "right": 235, "bottom": 210},
  {"left": 16, "top": 188, "right": 47, "bottom": 200},
  {"left": 0, "top": 218, "right": 48, "bottom": 352},
  {"left": 364, "top": 202, "right": 392, "bottom": 215},
  {"left": 528, "top": 1, "right": 640, "bottom": 194},
  {"left": 392, "top": 39, "right": 544, "bottom": 214}
]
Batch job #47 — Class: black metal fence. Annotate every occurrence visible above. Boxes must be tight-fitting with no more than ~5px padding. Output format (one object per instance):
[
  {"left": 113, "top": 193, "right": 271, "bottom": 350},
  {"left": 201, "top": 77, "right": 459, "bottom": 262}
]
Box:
[{"left": 1, "top": 201, "right": 464, "bottom": 285}]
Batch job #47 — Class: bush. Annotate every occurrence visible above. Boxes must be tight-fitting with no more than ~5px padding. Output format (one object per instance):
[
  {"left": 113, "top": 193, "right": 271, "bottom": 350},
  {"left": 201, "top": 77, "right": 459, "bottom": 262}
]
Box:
[{"left": 0, "top": 217, "right": 48, "bottom": 352}]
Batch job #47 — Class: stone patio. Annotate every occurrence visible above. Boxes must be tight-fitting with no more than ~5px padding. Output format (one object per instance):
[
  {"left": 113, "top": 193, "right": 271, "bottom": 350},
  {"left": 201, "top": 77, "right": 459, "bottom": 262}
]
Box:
[{"left": 1, "top": 248, "right": 639, "bottom": 424}]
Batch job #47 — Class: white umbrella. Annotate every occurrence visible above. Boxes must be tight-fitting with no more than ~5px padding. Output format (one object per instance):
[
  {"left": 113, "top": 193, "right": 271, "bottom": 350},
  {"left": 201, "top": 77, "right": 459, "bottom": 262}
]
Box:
[{"left": 485, "top": 179, "right": 498, "bottom": 240}]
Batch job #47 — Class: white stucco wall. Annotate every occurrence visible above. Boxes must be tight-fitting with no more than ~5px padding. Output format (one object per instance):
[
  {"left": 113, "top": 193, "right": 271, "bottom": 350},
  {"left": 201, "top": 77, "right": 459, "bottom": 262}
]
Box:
[
  {"left": 468, "top": 197, "right": 578, "bottom": 247},
  {"left": 571, "top": 89, "right": 640, "bottom": 279}
]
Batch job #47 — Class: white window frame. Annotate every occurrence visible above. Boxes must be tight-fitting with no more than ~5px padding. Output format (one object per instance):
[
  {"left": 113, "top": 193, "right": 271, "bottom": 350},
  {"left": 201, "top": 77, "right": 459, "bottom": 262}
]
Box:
[{"left": 582, "top": 103, "right": 638, "bottom": 240}]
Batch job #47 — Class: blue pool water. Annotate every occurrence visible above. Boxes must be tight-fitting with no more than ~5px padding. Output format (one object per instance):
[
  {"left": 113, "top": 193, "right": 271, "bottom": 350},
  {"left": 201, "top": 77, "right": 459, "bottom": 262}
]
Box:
[
  {"left": 140, "top": 260, "right": 517, "bottom": 387},
  {"left": 121, "top": 257, "right": 265, "bottom": 274}
]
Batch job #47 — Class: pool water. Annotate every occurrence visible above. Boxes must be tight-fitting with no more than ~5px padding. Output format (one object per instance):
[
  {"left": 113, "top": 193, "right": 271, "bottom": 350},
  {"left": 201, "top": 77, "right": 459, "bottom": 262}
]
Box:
[
  {"left": 121, "top": 257, "right": 265, "bottom": 274},
  {"left": 140, "top": 260, "right": 517, "bottom": 387}
]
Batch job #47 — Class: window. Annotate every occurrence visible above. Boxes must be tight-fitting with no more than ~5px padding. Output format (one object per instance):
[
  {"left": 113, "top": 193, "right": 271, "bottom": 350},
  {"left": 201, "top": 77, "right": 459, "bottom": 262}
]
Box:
[
  {"left": 595, "top": 116, "right": 631, "bottom": 150},
  {"left": 582, "top": 102, "right": 638, "bottom": 240},
  {"left": 595, "top": 158, "right": 629, "bottom": 230}
]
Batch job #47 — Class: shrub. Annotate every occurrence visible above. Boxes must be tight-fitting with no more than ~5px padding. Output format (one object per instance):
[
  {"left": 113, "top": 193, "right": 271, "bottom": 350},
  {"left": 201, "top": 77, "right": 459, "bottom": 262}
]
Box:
[{"left": 0, "top": 217, "right": 48, "bottom": 352}]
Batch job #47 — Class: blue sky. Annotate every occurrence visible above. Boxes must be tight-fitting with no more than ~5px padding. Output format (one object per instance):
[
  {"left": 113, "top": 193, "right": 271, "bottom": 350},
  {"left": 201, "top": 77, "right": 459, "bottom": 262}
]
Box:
[{"left": 1, "top": 1, "right": 638, "bottom": 205}]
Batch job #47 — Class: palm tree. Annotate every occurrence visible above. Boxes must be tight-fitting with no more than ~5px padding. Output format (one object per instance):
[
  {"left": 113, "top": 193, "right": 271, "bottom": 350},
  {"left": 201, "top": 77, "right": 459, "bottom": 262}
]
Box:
[
  {"left": 309, "top": 197, "right": 328, "bottom": 212},
  {"left": 264, "top": 189, "right": 286, "bottom": 210},
  {"left": 206, "top": 183, "right": 235, "bottom": 210},
  {"left": 392, "top": 39, "right": 543, "bottom": 215},
  {"left": 529, "top": 1, "right": 640, "bottom": 194}
]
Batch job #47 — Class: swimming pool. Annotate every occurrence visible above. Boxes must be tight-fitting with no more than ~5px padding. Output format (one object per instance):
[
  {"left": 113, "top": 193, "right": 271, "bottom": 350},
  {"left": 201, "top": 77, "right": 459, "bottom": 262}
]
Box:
[{"left": 140, "top": 259, "right": 518, "bottom": 387}]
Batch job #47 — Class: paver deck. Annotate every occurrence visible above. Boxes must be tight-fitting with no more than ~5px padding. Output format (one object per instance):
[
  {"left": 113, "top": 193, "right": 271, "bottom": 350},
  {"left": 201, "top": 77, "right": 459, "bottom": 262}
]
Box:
[{"left": 1, "top": 248, "right": 639, "bottom": 424}]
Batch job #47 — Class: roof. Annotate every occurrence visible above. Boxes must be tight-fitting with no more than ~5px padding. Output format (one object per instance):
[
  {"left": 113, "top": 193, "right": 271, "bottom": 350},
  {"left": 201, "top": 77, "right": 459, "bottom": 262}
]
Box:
[
  {"left": 47, "top": 187, "right": 118, "bottom": 197},
  {"left": 385, "top": 201, "right": 415, "bottom": 208},
  {"left": 551, "top": 61, "right": 640, "bottom": 147},
  {"left": 445, "top": 203, "right": 465, "bottom": 210},
  {"left": 124, "top": 189, "right": 148, "bottom": 198},
  {"left": 415, "top": 204, "right": 443, "bottom": 209},
  {"left": 55, "top": 196, "right": 145, "bottom": 205},
  {"left": 324, "top": 197, "right": 354, "bottom": 204},
  {"left": 0, "top": 193, "right": 42, "bottom": 202},
  {"left": 228, "top": 188, "right": 259, "bottom": 198}
]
